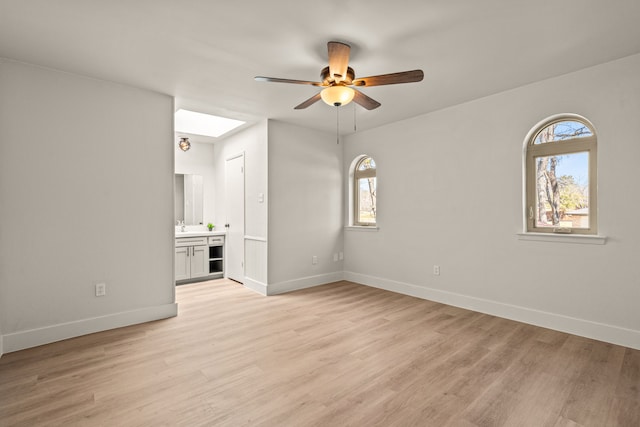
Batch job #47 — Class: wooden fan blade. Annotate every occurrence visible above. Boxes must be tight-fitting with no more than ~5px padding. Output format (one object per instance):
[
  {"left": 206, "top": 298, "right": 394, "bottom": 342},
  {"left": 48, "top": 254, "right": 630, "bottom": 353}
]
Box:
[
  {"left": 353, "top": 69, "right": 424, "bottom": 87},
  {"left": 255, "top": 76, "right": 323, "bottom": 86},
  {"left": 352, "top": 89, "right": 381, "bottom": 110},
  {"left": 294, "top": 92, "right": 322, "bottom": 109},
  {"left": 327, "top": 41, "right": 350, "bottom": 82}
]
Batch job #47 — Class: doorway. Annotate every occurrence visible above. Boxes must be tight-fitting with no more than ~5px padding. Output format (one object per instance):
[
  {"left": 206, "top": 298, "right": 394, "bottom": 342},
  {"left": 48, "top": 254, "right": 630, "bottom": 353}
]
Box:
[{"left": 225, "top": 153, "right": 245, "bottom": 283}]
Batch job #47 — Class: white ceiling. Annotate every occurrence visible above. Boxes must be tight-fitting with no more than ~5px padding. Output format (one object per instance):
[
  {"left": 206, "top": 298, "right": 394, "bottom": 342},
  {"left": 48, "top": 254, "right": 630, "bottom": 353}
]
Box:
[{"left": 2, "top": 0, "right": 640, "bottom": 138}]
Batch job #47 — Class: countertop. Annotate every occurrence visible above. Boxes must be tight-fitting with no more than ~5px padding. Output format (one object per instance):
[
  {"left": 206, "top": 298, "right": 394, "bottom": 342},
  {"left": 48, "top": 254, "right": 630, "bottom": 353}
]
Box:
[{"left": 175, "top": 230, "right": 226, "bottom": 238}]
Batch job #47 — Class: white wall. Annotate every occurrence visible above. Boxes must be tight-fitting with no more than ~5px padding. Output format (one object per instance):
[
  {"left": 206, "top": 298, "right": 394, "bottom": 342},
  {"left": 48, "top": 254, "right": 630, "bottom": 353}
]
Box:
[
  {"left": 267, "top": 121, "right": 344, "bottom": 294},
  {"left": 213, "top": 120, "right": 269, "bottom": 291},
  {"left": 3, "top": 53, "right": 637, "bottom": 355},
  {"left": 343, "top": 53, "right": 640, "bottom": 350},
  {"left": 174, "top": 140, "right": 216, "bottom": 230},
  {"left": 0, "top": 59, "right": 176, "bottom": 353}
]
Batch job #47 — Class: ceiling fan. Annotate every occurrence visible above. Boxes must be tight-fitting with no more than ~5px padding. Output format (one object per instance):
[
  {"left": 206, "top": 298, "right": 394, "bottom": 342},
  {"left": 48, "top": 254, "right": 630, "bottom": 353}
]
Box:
[{"left": 255, "top": 41, "right": 424, "bottom": 110}]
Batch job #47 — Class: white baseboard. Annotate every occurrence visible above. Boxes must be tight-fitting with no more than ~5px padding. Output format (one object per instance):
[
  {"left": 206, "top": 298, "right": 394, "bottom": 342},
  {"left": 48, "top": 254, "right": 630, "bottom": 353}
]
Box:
[
  {"left": 243, "top": 277, "right": 268, "bottom": 296},
  {"left": 2, "top": 303, "right": 178, "bottom": 354},
  {"left": 344, "top": 271, "right": 640, "bottom": 351},
  {"left": 267, "top": 271, "right": 345, "bottom": 296}
]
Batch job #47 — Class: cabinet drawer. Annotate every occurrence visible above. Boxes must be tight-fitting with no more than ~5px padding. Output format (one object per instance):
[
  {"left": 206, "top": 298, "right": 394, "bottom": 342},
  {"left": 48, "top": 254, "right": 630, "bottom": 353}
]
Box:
[
  {"left": 175, "top": 237, "right": 208, "bottom": 247},
  {"left": 208, "top": 236, "right": 224, "bottom": 246}
]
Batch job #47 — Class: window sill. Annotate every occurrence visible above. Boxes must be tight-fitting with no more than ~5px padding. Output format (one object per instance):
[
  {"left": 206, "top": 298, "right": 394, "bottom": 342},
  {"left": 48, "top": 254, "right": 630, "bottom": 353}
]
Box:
[
  {"left": 345, "top": 226, "right": 379, "bottom": 232},
  {"left": 517, "top": 232, "right": 606, "bottom": 245}
]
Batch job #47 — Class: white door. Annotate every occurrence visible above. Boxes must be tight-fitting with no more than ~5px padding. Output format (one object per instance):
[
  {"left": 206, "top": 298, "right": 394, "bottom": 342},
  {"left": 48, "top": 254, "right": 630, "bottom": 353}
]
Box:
[{"left": 225, "top": 154, "right": 245, "bottom": 283}]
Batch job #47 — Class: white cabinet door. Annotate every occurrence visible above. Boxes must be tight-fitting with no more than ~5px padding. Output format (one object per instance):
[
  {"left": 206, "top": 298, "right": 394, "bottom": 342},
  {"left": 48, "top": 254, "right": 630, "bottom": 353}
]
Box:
[
  {"left": 175, "top": 246, "right": 190, "bottom": 281},
  {"left": 190, "top": 245, "right": 209, "bottom": 279}
]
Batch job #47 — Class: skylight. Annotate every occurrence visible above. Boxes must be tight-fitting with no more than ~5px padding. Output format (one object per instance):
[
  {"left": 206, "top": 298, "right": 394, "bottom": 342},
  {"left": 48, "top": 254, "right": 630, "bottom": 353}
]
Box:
[{"left": 174, "top": 109, "right": 245, "bottom": 138}]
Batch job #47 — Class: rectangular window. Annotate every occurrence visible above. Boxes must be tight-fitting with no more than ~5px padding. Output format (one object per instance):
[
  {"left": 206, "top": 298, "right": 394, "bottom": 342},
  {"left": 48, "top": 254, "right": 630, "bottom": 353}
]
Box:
[
  {"left": 533, "top": 152, "right": 589, "bottom": 230},
  {"left": 357, "top": 177, "right": 376, "bottom": 224}
]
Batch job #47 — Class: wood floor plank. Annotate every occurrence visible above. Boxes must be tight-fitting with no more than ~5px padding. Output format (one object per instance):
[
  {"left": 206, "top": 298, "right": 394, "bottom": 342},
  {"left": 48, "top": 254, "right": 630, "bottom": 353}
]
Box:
[{"left": 0, "top": 279, "right": 638, "bottom": 426}]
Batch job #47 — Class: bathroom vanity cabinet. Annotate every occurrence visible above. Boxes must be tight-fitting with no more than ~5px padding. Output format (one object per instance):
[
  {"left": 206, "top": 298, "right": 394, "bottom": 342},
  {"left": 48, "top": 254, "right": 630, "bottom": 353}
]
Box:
[{"left": 175, "top": 233, "right": 225, "bottom": 284}]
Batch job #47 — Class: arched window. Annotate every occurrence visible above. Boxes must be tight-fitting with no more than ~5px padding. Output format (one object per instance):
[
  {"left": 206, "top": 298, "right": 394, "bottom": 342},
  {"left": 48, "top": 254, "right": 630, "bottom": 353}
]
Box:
[
  {"left": 525, "top": 115, "right": 597, "bottom": 234},
  {"left": 353, "top": 156, "right": 377, "bottom": 226}
]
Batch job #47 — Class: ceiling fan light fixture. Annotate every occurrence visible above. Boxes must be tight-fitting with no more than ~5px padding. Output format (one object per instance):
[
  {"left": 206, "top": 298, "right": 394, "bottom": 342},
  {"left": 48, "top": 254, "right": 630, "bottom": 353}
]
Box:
[{"left": 321, "top": 85, "right": 355, "bottom": 107}]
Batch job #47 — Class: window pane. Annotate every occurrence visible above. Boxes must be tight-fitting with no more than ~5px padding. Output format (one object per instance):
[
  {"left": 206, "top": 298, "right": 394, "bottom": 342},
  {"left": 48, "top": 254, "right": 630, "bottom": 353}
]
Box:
[
  {"left": 534, "top": 152, "right": 589, "bottom": 229},
  {"left": 358, "top": 177, "right": 376, "bottom": 224},
  {"left": 358, "top": 157, "right": 376, "bottom": 170},
  {"left": 534, "top": 121, "right": 593, "bottom": 144}
]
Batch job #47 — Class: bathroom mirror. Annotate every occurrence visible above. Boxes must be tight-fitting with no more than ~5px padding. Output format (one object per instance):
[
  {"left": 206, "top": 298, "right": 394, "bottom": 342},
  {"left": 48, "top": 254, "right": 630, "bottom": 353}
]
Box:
[{"left": 175, "top": 174, "right": 204, "bottom": 225}]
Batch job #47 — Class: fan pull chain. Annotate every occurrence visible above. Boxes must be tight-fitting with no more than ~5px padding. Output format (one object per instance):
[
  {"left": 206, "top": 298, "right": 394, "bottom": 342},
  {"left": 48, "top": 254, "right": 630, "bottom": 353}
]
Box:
[
  {"left": 336, "top": 106, "right": 340, "bottom": 144},
  {"left": 353, "top": 102, "right": 357, "bottom": 132}
]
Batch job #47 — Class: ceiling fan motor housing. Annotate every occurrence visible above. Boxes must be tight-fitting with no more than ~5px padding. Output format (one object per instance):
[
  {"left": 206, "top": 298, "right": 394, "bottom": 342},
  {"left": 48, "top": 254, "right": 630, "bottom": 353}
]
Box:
[{"left": 321, "top": 66, "right": 355, "bottom": 85}]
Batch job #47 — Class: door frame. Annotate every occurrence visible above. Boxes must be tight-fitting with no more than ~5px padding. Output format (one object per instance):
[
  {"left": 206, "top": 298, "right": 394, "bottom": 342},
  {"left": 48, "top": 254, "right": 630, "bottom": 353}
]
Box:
[{"left": 225, "top": 152, "right": 245, "bottom": 283}]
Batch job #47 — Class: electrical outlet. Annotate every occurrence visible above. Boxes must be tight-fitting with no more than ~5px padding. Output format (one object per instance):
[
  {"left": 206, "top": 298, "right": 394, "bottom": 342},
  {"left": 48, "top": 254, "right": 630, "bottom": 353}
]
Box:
[
  {"left": 333, "top": 253, "right": 338, "bottom": 262},
  {"left": 95, "top": 282, "right": 106, "bottom": 297},
  {"left": 339, "top": 252, "right": 344, "bottom": 260},
  {"left": 312, "top": 255, "right": 318, "bottom": 265},
  {"left": 433, "top": 265, "right": 440, "bottom": 276}
]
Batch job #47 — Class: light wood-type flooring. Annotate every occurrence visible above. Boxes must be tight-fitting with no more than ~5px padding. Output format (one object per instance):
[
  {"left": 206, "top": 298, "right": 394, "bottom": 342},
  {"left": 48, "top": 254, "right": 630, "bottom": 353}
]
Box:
[{"left": 1, "top": 280, "right": 639, "bottom": 426}]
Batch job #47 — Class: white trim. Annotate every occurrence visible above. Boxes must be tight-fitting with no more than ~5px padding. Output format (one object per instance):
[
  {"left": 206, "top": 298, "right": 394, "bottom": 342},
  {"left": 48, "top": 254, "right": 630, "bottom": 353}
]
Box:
[
  {"left": 344, "top": 271, "right": 640, "bottom": 350},
  {"left": 243, "top": 277, "right": 268, "bottom": 296},
  {"left": 244, "top": 235, "right": 267, "bottom": 242},
  {"left": 267, "top": 271, "right": 345, "bottom": 296},
  {"left": 345, "top": 226, "right": 379, "bottom": 232},
  {"left": 517, "top": 232, "right": 606, "bottom": 245},
  {"left": 348, "top": 155, "right": 366, "bottom": 224},
  {"left": 2, "top": 303, "right": 178, "bottom": 354}
]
